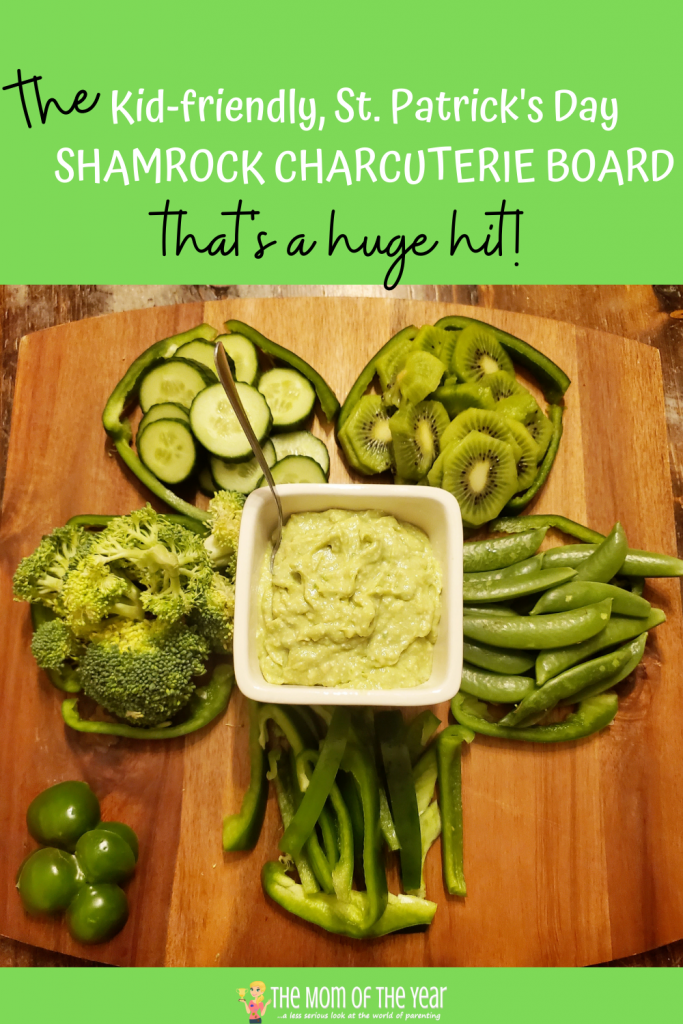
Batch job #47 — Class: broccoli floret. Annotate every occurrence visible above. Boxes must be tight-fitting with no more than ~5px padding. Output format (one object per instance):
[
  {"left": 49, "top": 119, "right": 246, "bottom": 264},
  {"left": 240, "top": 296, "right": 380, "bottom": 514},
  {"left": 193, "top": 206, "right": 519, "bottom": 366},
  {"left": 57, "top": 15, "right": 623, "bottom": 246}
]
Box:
[
  {"left": 31, "top": 618, "right": 83, "bottom": 672},
  {"left": 190, "top": 572, "right": 236, "bottom": 653},
  {"left": 85, "top": 506, "right": 213, "bottom": 623},
  {"left": 204, "top": 490, "right": 245, "bottom": 575},
  {"left": 79, "top": 619, "right": 211, "bottom": 727},
  {"left": 13, "top": 525, "right": 92, "bottom": 614},
  {"left": 62, "top": 557, "right": 144, "bottom": 637}
]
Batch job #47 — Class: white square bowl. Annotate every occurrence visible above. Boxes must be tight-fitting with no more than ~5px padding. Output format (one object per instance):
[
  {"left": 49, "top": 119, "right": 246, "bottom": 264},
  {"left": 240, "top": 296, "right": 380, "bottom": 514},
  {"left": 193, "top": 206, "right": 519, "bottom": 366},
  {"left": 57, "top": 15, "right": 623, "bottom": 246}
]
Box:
[{"left": 233, "top": 484, "right": 463, "bottom": 706}]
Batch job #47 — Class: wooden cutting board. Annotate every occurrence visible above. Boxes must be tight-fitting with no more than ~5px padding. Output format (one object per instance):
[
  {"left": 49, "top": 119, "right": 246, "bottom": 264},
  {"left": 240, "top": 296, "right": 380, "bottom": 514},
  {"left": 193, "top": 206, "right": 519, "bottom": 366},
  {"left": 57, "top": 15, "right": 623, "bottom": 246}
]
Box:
[{"left": 1, "top": 297, "right": 682, "bottom": 968}]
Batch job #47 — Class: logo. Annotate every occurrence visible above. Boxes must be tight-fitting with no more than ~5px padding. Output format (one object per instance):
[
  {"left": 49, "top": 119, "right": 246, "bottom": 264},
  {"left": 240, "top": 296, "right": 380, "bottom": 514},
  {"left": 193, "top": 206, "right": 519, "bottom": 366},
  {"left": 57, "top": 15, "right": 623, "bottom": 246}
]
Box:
[{"left": 238, "top": 981, "right": 272, "bottom": 1023}]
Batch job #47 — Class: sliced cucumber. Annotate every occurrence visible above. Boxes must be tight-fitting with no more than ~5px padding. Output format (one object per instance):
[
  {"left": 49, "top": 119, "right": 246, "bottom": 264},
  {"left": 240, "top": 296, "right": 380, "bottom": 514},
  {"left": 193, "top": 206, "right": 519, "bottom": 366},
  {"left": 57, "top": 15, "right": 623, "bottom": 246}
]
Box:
[
  {"left": 258, "top": 367, "right": 315, "bottom": 432},
  {"left": 197, "top": 465, "right": 217, "bottom": 496},
  {"left": 212, "top": 439, "right": 276, "bottom": 494},
  {"left": 190, "top": 382, "right": 272, "bottom": 461},
  {"left": 259, "top": 455, "right": 327, "bottom": 486},
  {"left": 271, "top": 430, "right": 330, "bottom": 478},
  {"left": 139, "top": 359, "right": 213, "bottom": 413},
  {"left": 137, "top": 419, "right": 197, "bottom": 484},
  {"left": 138, "top": 403, "right": 190, "bottom": 438},
  {"left": 214, "top": 333, "right": 260, "bottom": 386},
  {"left": 174, "top": 341, "right": 218, "bottom": 378}
]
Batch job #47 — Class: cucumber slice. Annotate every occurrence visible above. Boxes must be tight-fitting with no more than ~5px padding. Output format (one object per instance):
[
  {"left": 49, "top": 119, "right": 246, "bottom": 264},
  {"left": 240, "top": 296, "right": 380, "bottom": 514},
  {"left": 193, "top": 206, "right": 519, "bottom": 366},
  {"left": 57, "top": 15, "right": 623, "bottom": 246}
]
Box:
[
  {"left": 139, "top": 359, "right": 214, "bottom": 413},
  {"left": 271, "top": 430, "right": 330, "bottom": 478},
  {"left": 174, "top": 341, "right": 218, "bottom": 378},
  {"left": 224, "top": 319, "right": 340, "bottom": 422},
  {"left": 197, "top": 465, "right": 217, "bottom": 496},
  {"left": 138, "top": 403, "right": 190, "bottom": 438},
  {"left": 211, "top": 439, "right": 276, "bottom": 494},
  {"left": 214, "top": 333, "right": 260, "bottom": 386},
  {"left": 137, "top": 419, "right": 197, "bottom": 484},
  {"left": 258, "top": 367, "right": 315, "bottom": 431},
  {"left": 190, "top": 382, "right": 272, "bottom": 461},
  {"left": 259, "top": 455, "right": 327, "bottom": 486}
]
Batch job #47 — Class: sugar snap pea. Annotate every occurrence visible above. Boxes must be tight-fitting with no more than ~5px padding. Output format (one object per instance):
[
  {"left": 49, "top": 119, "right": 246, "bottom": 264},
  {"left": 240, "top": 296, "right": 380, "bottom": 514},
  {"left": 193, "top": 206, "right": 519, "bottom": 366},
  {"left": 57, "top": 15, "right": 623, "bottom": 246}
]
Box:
[
  {"left": 463, "top": 604, "right": 520, "bottom": 618},
  {"left": 531, "top": 580, "right": 651, "bottom": 618},
  {"left": 561, "top": 632, "right": 648, "bottom": 705},
  {"left": 461, "top": 663, "right": 536, "bottom": 703},
  {"left": 572, "top": 523, "right": 628, "bottom": 583},
  {"left": 463, "top": 554, "right": 543, "bottom": 583},
  {"left": 543, "top": 545, "right": 683, "bottom": 578},
  {"left": 490, "top": 514, "right": 605, "bottom": 544},
  {"left": 462, "top": 639, "right": 536, "bottom": 674},
  {"left": 463, "top": 567, "right": 576, "bottom": 605},
  {"left": 451, "top": 692, "right": 618, "bottom": 743},
  {"left": 463, "top": 528, "right": 548, "bottom": 573},
  {"left": 499, "top": 641, "right": 638, "bottom": 727},
  {"left": 535, "top": 607, "right": 666, "bottom": 684},
  {"left": 463, "top": 599, "right": 613, "bottom": 650}
]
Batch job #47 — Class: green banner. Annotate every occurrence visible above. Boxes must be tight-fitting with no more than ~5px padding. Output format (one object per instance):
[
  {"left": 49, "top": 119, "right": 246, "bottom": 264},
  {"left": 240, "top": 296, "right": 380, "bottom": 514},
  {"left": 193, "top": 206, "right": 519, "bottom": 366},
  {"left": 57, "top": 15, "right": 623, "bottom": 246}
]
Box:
[{"left": 1, "top": 0, "right": 680, "bottom": 285}]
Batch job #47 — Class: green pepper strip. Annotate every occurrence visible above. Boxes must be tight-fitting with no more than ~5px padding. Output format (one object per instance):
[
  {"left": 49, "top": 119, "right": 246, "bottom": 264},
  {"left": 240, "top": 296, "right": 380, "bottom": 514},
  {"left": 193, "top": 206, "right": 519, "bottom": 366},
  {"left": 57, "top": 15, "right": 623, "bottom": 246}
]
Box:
[
  {"left": 377, "top": 710, "right": 422, "bottom": 894},
  {"left": 491, "top": 514, "right": 605, "bottom": 544},
  {"left": 463, "top": 566, "right": 576, "bottom": 605},
  {"left": 337, "top": 771, "right": 364, "bottom": 872},
  {"left": 461, "top": 663, "right": 536, "bottom": 704},
  {"left": 405, "top": 710, "right": 441, "bottom": 766},
  {"left": 340, "top": 740, "right": 388, "bottom": 927},
  {"left": 66, "top": 513, "right": 208, "bottom": 535},
  {"left": 317, "top": 804, "right": 339, "bottom": 867},
  {"left": 413, "top": 745, "right": 439, "bottom": 815},
  {"left": 336, "top": 325, "right": 418, "bottom": 434},
  {"left": 224, "top": 319, "right": 340, "bottom": 422},
  {"left": 500, "top": 639, "right": 638, "bottom": 727},
  {"left": 30, "top": 604, "right": 82, "bottom": 693},
  {"left": 502, "top": 404, "right": 564, "bottom": 514},
  {"left": 102, "top": 324, "right": 218, "bottom": 521},
  {"left": 62, "top": 662, "right": 233, "bottom": 738},
  {"left": 261, "top": 861, "right": 436, "bottom": 939},
  {"left": 463, "top": 527, "right": 548, "bottom": 573},
  {"left": 535, "top": 608, "right": 665, "bottom": 684},
  {"left": 543, "top": 544, "right": 683, "bottom": 578},
  {"left": 452, "top": 692, "right": 618, "bottom": 743},
  {"left": 280, "top": 707, "right": 350, "bottom": 858},
  {"left": 222, "top": 699, "right": 268, "bottom": 851},
  {"left": 434, "top": 315, "right": 571, "bottom": 403},
  {"left": 436, "top": 726, "right": 475, "bottom": 896},
  {"left": 561, "top": 632, "right": 648, "bottom": 705},
  {"left": 267, "top": 749, "right": 319, "bottom": 895},
  {"left": 297, "top": 750, "right": 354, "bottom": 901}
]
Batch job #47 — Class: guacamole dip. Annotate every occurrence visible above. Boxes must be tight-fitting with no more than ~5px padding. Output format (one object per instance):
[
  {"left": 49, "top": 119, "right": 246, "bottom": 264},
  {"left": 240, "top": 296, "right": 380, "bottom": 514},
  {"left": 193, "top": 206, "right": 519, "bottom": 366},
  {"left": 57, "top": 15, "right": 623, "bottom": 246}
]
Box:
[{"left": 257, "top": 509, "right": 442, "bottom": 688}]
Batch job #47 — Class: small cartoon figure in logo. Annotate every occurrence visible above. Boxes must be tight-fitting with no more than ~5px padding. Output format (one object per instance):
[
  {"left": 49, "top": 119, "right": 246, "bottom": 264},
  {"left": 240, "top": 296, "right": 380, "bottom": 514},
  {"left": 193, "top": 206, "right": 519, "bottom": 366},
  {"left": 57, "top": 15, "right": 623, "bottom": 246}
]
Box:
[{"left": 239, "top": 980, "right": 271, "bottom": 1023}]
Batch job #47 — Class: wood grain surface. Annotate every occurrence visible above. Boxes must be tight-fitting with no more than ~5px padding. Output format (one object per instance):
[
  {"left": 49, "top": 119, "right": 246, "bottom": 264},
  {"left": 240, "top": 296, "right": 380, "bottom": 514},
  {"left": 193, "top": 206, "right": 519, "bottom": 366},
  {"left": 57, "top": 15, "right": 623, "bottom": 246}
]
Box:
[{"left": 1, "top": 295, "right": 683, "bottom": 967}]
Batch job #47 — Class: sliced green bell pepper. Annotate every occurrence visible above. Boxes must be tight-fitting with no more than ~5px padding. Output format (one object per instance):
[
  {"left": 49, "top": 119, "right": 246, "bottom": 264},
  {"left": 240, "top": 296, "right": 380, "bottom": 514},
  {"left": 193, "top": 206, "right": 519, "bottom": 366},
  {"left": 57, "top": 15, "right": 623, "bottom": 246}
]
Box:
[
  {"left": 436, "top": 725, "right": 474, "bottom": 896},
  {"left": 377, "top": 710, "right": 422, "bottom": 894},
  {"left": 341, "top": 739, "right": 388, "bottom": 927},
  {"left": 223, "top": 699, "right": 268, "bottom": 851}
]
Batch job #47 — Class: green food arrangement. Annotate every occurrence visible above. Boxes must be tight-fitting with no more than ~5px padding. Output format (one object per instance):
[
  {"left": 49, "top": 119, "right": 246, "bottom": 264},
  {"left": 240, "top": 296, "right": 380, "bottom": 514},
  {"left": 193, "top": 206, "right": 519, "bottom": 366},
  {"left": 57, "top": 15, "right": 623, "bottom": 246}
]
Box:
[{"left": 11, "top": 315, "right": 683, "bottom": 948}]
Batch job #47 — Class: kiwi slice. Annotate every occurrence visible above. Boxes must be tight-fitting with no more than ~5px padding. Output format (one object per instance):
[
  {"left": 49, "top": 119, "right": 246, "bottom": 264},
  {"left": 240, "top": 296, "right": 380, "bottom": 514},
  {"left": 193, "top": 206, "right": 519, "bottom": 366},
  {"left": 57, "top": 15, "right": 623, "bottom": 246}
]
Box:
[
  {"left": 412, "top": 324, "right": 452, "bottom": 357},
  {"left": 504, "top": 417, "right": 539, "bottom": 491},
  {"left": 432, "top": 379, "right": 495, "bottom": 418},
  {"left": 454, "top": 324, "right": 515, "bottom": 382},
  {"left": 480, "top": 371, "right": 528, "bottom": 402},
  {"left": 441, "top": 431, "right": 519, "bottom": 526},
  {"left": 441, "top": 407, "right": 522, "bottom": 464},
  {"left": 389, "top": 400, "right": 450, "bottom": 481},
  {"left": 498, "top": 393, "right": 554, "bottom": 459},
  {"left": 436, "top": 328, "right": 461, "bottom": 370},
  {"left": 397, "top": 350, "right": 446, "bottom": 405},
  {"left": 376, "top": 335, "right": 416, "bottom": 391},
  {"left": 337, "top": 394, "right": 393, "bottom": 475}
]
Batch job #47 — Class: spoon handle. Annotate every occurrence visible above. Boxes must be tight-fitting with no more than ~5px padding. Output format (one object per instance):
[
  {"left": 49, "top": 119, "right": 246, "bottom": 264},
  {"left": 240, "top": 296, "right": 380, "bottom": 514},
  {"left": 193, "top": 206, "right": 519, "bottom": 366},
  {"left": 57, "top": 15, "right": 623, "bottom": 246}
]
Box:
[{"left": 214, "top": 342, "right": 283, "bottom": 565}]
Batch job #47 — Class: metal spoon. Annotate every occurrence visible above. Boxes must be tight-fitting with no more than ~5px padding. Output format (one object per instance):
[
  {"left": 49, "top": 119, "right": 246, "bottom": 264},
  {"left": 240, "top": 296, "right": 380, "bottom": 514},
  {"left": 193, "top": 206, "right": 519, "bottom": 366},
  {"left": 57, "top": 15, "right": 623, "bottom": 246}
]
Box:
[{"left": 214, "top": 341, "right": 283, "bottom": 570}]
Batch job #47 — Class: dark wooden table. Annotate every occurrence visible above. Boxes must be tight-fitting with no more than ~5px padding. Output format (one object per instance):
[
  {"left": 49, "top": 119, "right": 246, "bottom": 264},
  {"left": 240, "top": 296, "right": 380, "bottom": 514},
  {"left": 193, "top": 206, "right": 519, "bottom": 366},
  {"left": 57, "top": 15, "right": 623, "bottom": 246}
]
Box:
[{"left": 1, "top": 284, "right": 682, "bottom": 968}]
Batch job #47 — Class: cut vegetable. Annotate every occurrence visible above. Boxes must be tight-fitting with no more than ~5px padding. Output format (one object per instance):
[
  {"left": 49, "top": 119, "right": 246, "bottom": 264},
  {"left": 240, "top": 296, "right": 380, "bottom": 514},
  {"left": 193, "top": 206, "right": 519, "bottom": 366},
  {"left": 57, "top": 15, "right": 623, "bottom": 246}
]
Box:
[
  {"left": 262, "top": 455, "right": 327, "bottom": 486},
  {"left": 139, "top": 359, "right": 213, "bottom": 413},
  {"left": 271, "top": 431, "right": 330, "bottom": 478},
  {"left": 190, "top": 382, "right": 272, "bottom": 460},
  {"left": 137, "top": 419, "right": 197, "bottom": 484},
  {"left": 174, "top": 340, "right": 219, "bottom": 378},
  {"left": 212, "top": 440, "right": 276, "bottom": 494},
  {"left": 137, "top": 403, "right": 190, "bottom": 437},
  {"left": 258, "top": 367, "right": 316, "bottom": 431},
  {"left": 213, "top": 333, "right": 260, "bottom": 385}
]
